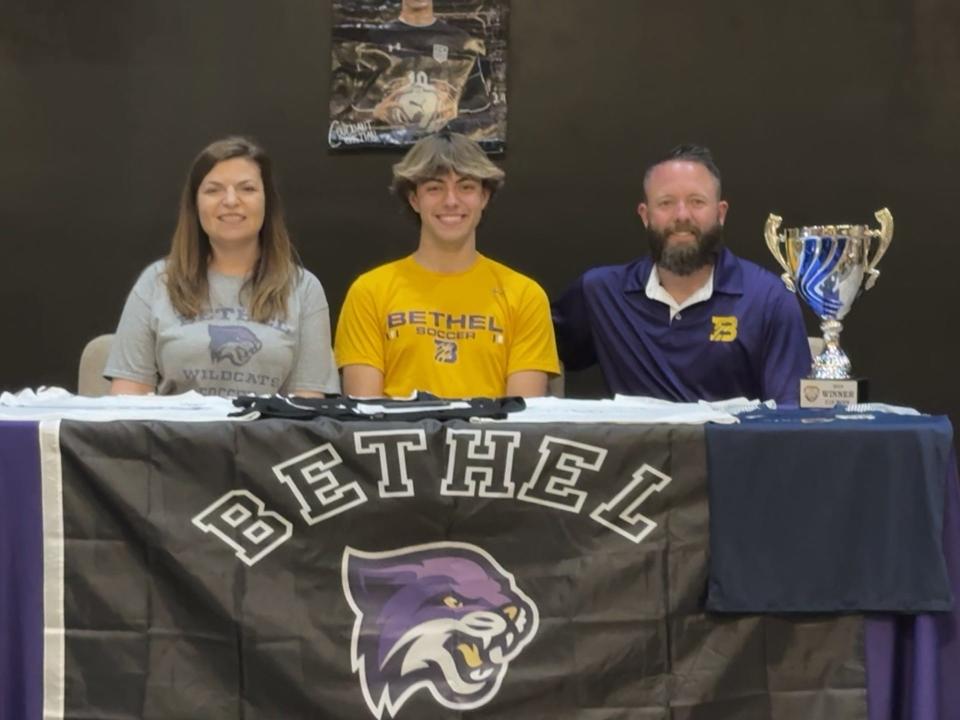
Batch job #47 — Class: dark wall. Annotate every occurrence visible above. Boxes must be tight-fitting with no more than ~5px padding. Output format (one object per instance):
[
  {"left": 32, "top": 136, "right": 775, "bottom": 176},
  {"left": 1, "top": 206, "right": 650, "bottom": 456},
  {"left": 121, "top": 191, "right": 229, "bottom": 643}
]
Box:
[{"left": 1, "top": 1, "right": 957, "bottom": 422}]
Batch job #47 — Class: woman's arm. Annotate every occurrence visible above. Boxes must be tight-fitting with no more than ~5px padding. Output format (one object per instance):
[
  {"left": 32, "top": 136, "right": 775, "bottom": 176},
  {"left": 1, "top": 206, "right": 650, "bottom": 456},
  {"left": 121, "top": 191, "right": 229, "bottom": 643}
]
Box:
[
  {"left": 109, "top": 378, "right": 155, "bottom": 395},
  {"left": 104, "top": 263, "right": 163, "bottom": 394}
]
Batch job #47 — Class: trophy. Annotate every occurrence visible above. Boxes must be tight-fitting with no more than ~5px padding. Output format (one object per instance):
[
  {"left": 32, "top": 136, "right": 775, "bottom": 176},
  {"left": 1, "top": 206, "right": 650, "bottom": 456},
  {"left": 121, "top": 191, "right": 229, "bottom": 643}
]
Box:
[{"left": 765, "top": 208, "right": 893, "bottom": 408}]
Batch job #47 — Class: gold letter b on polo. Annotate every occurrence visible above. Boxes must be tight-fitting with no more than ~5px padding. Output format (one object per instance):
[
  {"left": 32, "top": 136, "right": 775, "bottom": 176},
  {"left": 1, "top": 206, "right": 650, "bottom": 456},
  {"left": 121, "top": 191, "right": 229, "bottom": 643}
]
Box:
[{"left": 710, "top": 316, "right": 738, "bottom": 342}]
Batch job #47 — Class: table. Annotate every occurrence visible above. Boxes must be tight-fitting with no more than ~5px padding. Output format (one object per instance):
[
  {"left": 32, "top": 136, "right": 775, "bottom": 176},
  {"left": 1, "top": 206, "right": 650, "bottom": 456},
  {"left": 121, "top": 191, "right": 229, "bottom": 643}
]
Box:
[{"left": 0, "top": 406, "right": 956, "bottom": 719}]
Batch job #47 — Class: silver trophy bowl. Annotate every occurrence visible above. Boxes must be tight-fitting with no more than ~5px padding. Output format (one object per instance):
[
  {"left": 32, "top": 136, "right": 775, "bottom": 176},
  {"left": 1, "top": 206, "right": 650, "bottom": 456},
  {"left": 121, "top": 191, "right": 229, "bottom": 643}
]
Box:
[{"left": 765, "top": 208, "right": 893, "bottom": 380}]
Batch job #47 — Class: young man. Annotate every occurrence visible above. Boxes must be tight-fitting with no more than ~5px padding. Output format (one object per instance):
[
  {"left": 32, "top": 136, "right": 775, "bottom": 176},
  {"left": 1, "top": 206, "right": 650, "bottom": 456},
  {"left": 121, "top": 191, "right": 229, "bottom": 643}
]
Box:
[
  {"left": 551, "top": 144, "right": 811, "bottom": 405},
  {"left": 335, "top": 132, "right": 559, "bottom": 398}
]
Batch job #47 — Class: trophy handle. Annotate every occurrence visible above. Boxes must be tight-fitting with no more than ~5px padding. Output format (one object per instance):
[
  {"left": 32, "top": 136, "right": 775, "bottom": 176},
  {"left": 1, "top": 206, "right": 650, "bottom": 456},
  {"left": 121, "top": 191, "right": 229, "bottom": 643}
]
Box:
[
  {"left": 863, "top": 207, "right": 893, "bottom": 291},
  {"left": 764, "top": 213, "right": 796, "bottom": 292}
]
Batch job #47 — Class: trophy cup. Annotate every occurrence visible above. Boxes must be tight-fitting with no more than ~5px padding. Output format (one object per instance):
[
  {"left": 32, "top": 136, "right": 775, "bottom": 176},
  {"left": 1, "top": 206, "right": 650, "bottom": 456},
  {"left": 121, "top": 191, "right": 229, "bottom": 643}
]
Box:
[{"left": 765, "top": 208, "right": 893, "bottom": 408}]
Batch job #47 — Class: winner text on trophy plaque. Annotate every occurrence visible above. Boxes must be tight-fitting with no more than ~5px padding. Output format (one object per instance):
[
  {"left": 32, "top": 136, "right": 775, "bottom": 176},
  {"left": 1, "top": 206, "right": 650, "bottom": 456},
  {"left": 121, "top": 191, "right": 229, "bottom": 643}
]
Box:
[{"left": 765, "top": 208, "right": 893, "bottom": 408}]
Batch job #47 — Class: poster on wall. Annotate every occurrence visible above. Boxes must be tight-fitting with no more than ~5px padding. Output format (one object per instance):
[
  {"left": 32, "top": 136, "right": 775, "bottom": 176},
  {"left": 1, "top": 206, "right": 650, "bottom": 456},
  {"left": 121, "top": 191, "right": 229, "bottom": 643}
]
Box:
[{"left": 329, "top": 0, "right": 509, "bottom": 152}]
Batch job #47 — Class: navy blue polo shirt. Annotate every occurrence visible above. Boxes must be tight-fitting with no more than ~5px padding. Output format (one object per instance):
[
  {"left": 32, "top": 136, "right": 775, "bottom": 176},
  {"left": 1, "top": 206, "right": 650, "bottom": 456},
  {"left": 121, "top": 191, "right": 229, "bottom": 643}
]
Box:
[{"left": 551, "top": 248, "right": 811, "bottom": 404}]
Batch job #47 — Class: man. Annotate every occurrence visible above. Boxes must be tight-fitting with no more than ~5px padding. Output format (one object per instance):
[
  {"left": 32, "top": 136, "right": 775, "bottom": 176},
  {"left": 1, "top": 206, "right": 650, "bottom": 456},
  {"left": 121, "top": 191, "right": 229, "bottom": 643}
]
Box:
[
  {"left": 330, "top": 0, "right": 491, "bottom": 139},
  {"left": 335, "top": 132, "right": 559, "bottom": 398},
  {"left": 551, "top": 145, "right": 810, "bottom": 404}
]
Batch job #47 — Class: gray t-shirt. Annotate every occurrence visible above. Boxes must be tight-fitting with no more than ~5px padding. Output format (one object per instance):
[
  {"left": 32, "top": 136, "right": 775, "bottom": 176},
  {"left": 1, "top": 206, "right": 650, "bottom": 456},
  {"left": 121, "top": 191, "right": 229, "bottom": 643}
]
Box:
[{"left": 105, "top": 260, "right": 340, "bottom": 397}]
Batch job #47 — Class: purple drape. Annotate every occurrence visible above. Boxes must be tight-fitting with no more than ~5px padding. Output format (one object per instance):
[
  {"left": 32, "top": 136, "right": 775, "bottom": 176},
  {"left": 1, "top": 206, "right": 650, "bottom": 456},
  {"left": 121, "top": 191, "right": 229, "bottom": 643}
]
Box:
[
  {"left": 866, "top": 450, "right": 960, "bottom": 720},
  {"left": 0, "top": 421, "right": 43, "bottom": 720}
]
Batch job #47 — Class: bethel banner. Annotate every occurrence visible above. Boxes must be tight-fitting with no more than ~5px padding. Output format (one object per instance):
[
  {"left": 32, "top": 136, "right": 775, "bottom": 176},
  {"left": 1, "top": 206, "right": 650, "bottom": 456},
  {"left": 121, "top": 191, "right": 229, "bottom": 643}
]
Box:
[{"left": 34, "top": 419, "right": 866, "bottom": 719}]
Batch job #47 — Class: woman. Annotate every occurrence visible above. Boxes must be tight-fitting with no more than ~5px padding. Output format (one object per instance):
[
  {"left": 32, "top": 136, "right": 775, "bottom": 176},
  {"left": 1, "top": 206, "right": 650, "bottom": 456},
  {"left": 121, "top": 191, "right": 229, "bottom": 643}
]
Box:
[{"left": 105, "top": 136, "right": 338, "bottom": 398}]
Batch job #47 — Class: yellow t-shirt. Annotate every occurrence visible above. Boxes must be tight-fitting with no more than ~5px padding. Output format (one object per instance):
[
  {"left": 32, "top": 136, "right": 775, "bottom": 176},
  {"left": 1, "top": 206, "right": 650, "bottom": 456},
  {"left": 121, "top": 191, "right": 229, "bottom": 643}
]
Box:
[{"left": 335, "top": 254, "right": 559, "bottom": 398}]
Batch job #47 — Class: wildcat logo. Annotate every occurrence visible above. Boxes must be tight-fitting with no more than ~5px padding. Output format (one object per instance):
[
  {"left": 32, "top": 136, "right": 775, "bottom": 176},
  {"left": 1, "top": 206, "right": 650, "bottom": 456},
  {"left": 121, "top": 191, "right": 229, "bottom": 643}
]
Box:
[
  {"left": 342, "top": 543, "right": 539, "bottom": 719},
  {"left": 208, "top": 325, "right": 263, "bottom": 366},
  {"left": 709, "top": 316, "right": 738, "bottom": 342}
]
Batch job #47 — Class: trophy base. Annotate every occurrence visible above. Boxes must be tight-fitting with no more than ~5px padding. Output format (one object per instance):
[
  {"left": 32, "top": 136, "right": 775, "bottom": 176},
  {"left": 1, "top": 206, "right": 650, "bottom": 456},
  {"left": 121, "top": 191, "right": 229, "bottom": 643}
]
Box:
[{"left": 799, "top": 378, "right": 869, "bottom": 409}]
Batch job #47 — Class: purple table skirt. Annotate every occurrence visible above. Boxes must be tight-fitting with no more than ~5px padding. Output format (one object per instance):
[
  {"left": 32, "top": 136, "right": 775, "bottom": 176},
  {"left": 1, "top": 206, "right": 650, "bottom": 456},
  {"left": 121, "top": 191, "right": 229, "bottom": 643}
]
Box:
[
  {"left": 866, "top": 450, "right": 960, "bottom": 720},
  {"left": 0, "top": 422, "right": 43, "bottom": 720}
]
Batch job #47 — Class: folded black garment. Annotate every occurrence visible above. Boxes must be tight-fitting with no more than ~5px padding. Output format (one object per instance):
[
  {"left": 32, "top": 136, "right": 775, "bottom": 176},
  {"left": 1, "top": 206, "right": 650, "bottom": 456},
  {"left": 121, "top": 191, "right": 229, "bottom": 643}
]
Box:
[
  {"left": 706, "top": 413, "right": 955, "bottom": 613},
  {"left": 231, "top": 392, "right": 526, "bottom": 422}
]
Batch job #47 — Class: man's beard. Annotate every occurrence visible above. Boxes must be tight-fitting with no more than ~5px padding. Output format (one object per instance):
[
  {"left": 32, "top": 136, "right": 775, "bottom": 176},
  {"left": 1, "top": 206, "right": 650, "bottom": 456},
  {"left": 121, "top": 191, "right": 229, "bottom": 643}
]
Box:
[{"left": 646, "top": 221, "right": 724, "bottom": 276}]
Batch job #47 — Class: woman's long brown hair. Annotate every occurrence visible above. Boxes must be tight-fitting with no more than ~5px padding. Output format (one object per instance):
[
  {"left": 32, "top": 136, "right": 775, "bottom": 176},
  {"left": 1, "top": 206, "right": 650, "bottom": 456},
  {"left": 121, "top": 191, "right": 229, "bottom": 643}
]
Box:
[{"left": 165, "top": 136, "right": 299, "bottom": 323}]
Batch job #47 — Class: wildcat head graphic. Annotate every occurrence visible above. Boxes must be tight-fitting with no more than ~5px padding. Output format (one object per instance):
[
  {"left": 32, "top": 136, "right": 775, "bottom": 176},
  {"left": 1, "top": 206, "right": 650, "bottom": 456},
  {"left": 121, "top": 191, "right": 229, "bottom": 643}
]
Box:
[
  {"left": 342, "top": 543, "right": 539, "bottom": 719},
  {"left": 208, "top": 325, "right": 263, "bottom": 366}
]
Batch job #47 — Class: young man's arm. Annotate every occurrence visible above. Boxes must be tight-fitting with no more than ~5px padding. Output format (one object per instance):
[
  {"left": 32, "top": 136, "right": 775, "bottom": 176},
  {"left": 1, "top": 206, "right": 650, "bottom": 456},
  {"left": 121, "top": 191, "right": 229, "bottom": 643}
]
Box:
[
  {"left": 504, "top": 280, "right": 560, "bottom": 398},
  {"left": 342, "top": 364, "right": 385, "bottom": 398},
  {"left": 335, "top": 275, "right": 388, "bottom": 397},
  {"left": 505, "top": 370, "right": 548, "bottom": 397}
]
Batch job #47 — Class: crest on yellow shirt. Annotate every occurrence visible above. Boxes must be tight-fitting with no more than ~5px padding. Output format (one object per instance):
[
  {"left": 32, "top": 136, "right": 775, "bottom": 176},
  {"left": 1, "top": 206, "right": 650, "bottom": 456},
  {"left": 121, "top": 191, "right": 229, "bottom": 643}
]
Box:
[
  {"left": 710, "top": 316, "right": 738, "bottom": 342},
  {"left": 434, "top": 339, "right": 459, "bottom": 364}
]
